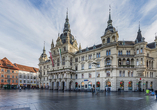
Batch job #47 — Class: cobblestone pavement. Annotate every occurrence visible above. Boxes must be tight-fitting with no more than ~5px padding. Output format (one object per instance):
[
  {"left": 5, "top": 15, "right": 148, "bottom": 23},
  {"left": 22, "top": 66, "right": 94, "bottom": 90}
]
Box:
[{"left": 0, "top": 89, "right": 157, "bottom": 110}]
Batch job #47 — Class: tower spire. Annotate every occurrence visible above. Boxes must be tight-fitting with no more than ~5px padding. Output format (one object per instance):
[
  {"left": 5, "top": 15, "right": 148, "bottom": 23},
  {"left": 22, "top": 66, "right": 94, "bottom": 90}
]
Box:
[
  {"left": 139, "top": 21, "right": 141, "bottom": 32},
  {"left": 107, "top": 5, "right": 112, "bottom": 27},
  {"left": 43, "top": 41, "right": 46, "bottom": 54},
  {"left": 66, "top": 8, "right": 68, "bottom": 19},
  {"left": 63, "top": 8, "right": 71, "bottom": 33}
]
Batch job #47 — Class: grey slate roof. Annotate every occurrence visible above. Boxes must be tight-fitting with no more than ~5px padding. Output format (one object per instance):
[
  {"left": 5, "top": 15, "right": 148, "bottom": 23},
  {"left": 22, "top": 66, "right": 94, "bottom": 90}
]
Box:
[
  {"left": 76, "top": 44, "right": 102, "bottom": 54},
  {"left": 118, "top": 41, "right": 135, "bottom": 45},
  {"left": 147, "top": 42, "right": 156, "bottom": 49}
]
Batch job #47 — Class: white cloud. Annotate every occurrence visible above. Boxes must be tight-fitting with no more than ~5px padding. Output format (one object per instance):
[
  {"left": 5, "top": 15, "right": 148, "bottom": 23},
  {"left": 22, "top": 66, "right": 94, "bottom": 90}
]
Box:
[{"left": 0, "top": 0, "right": 157, "bottom": 67}]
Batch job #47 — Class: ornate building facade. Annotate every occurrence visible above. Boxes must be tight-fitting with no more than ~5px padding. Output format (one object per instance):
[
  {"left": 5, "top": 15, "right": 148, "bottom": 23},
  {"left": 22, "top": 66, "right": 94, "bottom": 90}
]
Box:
[{"left": 38, "top": 10, "right": 157, "bottom": 91}]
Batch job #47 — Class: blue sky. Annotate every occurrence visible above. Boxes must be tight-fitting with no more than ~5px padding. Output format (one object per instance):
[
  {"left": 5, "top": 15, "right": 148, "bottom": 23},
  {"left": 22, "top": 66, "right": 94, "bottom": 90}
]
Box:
[{"left": 0, "top": 0, "right": 157, "bottom": 68}]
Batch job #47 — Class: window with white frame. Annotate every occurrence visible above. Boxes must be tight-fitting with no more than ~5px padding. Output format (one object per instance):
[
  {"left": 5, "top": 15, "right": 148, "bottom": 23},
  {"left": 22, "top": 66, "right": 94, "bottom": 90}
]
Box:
[
  {"left": 88, "top": 63, "right": 91, "bottom": 69},
  {"left": 96, "top": 52, "right": 100, "bottom": 58},
  {"left": 97, "top": 62, "right": 100, "bottom": 68},
  {"left": 136, "top": 59, "right": 139, "bottom": 65},
  {"left": 81, "top": 56, "right": 84, "bottom": 61},
  {"left": 81, "top": 64, "right": 84, "bottom": 70},
  {"left": 137, "top": 49, "right": 139, "bottom": 54},
  {"left": 89, "top": 73, "right": 92, "bottom": 78},
  {"left": 82, "top": 74, "right": 84, "bottom": 78},
  {"left": 97, "top": 73, "right": 100, "bottom": 78},
  {"left": 123, "top": 71, "right": 125, "bottom": 77},
  {"left": 128, "top": 71, "right": 130, "bottom": 77},
  {"left": 88, "top": 54, "right": 92, "bottom": 59},
  {"left": 140, "top": 48, "right": 143, "bottom": 53},
  {"left": 119, "top": 71, "right": 122, "bottom": 77}
]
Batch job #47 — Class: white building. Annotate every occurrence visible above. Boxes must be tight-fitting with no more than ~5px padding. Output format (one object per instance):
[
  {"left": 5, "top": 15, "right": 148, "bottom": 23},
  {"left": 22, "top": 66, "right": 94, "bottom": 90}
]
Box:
[
  {"left": 15, "top": 64, "right": 39, "bottom": 88},
  {"left": 38, "top": 10, "right": 157, "bottom": 91}
]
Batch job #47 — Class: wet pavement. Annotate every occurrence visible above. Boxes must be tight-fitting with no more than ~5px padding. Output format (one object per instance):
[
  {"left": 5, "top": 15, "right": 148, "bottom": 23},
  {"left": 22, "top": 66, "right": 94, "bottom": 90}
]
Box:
[{"left": 0, "top": 89, "right": 157, "bottom": 110}]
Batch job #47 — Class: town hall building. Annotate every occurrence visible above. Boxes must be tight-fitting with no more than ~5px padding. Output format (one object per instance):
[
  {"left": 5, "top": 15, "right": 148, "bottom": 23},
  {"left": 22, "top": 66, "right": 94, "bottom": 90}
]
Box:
[{"left": 38, "top": 10, "right": 157, "bottom": 91}]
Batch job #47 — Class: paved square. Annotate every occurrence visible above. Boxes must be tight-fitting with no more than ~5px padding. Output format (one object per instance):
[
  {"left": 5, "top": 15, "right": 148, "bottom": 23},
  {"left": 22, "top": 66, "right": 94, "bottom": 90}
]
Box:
[{"left": 0, "top": 89, "right": 157, "bottom": 110}]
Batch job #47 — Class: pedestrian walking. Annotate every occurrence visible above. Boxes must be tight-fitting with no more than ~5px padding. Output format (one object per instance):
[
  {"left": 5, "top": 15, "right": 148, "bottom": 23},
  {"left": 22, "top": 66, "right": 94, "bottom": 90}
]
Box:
[{"left": 19, "top": 86, "right": 21, "bottom": 92}]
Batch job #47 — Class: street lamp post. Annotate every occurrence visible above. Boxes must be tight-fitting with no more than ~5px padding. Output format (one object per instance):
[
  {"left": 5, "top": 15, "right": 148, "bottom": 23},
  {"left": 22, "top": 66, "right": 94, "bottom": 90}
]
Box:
[{"left": 92, "top": 62, "right": 98, "bottom": 95}]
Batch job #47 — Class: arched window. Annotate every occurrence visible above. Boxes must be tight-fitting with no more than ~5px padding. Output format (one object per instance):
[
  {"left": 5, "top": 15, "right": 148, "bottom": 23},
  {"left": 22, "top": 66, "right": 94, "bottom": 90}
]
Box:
[
  {"left": 106, "top": 58, "right": 111, "bottom": 65},
  {"left": 140, "top": 48, "right": 143, "bottom": 53},
  {"left": 137, "top": 49, "right": 139, "bottom": 54},
  {"left": 141, "top": 58, "right": 143, "bottom": 65},
  {"left": 62, "top": 57, "right": 65, "bottom": 65},
  {"left": 126, "top": 59, "right": 130, "bottom": 65},
  {"left": 107, "top": 37, "right": 110, "bottom": 43},
  {"left": 136, "top": 59, "right": 139, "bottom": 65}
]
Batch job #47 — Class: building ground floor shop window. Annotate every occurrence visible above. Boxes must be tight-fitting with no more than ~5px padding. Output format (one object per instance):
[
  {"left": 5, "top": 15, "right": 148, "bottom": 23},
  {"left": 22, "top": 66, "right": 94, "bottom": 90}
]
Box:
[
  {"left": 120, "top": 81, "right": 124, "bottom": 90},
  {"left": 128, "top": 81, "right": 132, "bottom": 90}
]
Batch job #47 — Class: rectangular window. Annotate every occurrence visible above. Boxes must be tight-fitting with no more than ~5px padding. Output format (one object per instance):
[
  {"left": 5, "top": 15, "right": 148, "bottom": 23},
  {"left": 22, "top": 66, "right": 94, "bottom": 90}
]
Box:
[
  {"left": 7, "top": 75, "right": 10, "bottom": 78},
  {"left": 7, "top": 70, "right": 10, "bottom": 73},
  {"left": 88, "top": 55, "right": 92, "bottom": 60},
  {"left": 140, "top": 48, "right": 143, "bottom": 53},
  {"left": 12, "top": 80, "right": 14, "bottom": 83},
  {"left": 82, "top": 74, "right": 84, "bottom": 78},
  {"left": 75, "top": 58, "right": 78, "bottom": 62},
  {"left": 96, "top": 52, "right": 100, "bottom": 58},
  {"left": 89, "top": 63, "right": 91, "bottom": 69},
  {"left": 97, "top": 73, "right": 100, "bottom": 78},
  {"left": 12, "top": 71, "right": 14, "bottom": 73},
  {"left": 20, "top": 80, "right": 22, "bottom": 83},
  {"left": 97, "top": 62, "right": 100, "bottom": 68},
  {"left": 24, "top": 80, "right": 26, "bottom": 83},
  {"left": 1, "top": 69, "right": 4, "bottom": 72},
  {"left": 16, "top": 80, "right": 18, "bottom": 83},
  {"left": 1, "top": 80, "right": 4, "bottom": 82},
  {"left": 123, "top": 71, "right": 125, "bottom": 77},
  {"left": 106, "top": 50, "right": 108, "bottom": 56},
  {"left": 75, "top": 66, "right": 78, "bottom": 70},
  {"left": 119, "top": 71, "right": 122, "bottom": 77},
  {"left": 137, "top": 49, "right": 139, "bottom": 54},
  {"left": 76, "top": 74, "right": 77, "bottom": 79},
  {"left": 89, "top": 73, "right": 92, "bottom": 78},
  {"left": 109, "top": 50, "right": 111, "bottom": 55},
  {"left": 12, "top": 76, "right": 14, "bottom": 78},
  {"left": 81, "top": 64, "right": 84, "bottom": 70},
  {"left": 81, "top": 56, "right": 84, "bottom": 61}
]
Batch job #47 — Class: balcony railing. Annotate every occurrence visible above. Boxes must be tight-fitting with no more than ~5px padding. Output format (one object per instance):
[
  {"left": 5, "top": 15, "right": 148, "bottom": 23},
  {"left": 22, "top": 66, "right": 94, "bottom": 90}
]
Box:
[
  {"left": 118, "top": 54, "right": 134, "bottom": 57},
  {"left": 118, "top": 65, "right": 134, "bottom": 68}
]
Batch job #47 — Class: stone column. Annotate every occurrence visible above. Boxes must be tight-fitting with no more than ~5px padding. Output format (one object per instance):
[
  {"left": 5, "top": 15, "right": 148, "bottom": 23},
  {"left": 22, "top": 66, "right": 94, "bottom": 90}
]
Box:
[{"left": 124, "top": 81, "right": 128, "bottom": 91}]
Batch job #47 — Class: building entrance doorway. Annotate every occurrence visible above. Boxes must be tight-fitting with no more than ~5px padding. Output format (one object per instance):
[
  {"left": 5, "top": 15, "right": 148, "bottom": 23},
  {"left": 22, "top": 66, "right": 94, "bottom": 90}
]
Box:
[
  {"left": 57, "top": 82, "right": 59, "bottom": 90},
  {"left": 52, "top": 82, "right": 54, "bottom": 90},
  {"left": 138, "top": 81, "right": 142, "bottom": 91},
  {"left": 69, "top": 81, "right": 72, "bottom": 90},
  {"left": 62, "top": 82, "right": 65, "bottom": 90}
]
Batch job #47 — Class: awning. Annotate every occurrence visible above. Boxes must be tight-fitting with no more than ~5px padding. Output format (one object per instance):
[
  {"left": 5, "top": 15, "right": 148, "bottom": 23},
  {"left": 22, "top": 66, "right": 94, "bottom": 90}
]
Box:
[
  {"left": 20, "top": 84, "right": 23, "bottom": 86},
  {"left": 31, "top": 84, "right": 36, "bottom": 86}
]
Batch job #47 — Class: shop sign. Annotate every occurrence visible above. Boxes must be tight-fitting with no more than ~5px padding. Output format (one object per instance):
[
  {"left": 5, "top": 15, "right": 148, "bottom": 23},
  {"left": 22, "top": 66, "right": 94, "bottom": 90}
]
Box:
[{"left": 84, "top": 79, "right": 88, "bottom": 81}]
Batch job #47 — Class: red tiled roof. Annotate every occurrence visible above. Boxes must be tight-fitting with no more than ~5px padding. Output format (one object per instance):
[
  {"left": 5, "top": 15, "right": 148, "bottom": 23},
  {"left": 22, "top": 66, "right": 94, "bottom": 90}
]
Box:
[
  {"left": 0, "top": 57, "right": 19, "bottom": 70},
  {"left": 15, "top": 64, "right": 39, "bottom": 73}
]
